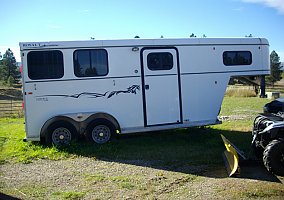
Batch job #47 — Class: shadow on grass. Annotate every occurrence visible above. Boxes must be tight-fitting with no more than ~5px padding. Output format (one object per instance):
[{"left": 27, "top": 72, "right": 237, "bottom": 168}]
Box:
[{"left": 54, "top": 127, "right": 281, "bottom": 183}]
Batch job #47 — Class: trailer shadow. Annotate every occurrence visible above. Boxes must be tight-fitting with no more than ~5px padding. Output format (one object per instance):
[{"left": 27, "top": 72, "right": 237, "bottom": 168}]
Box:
[{"left": 62, "top": 127, "right": 282, "bottom": 183}]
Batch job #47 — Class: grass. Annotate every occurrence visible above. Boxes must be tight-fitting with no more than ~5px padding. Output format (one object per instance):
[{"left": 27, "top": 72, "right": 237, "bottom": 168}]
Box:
[
  {"left": 225, "top": 87, "right": 256, "bottom": 97},
  {"left": 0, "top": 118, "right": 226, "bottom": 166},
  {"left": 220, "top": 96, "right": 270, "bottom": 118},
  {"left": 0, "top": 96, "right": 269, "bottom": 166},
  {"left": 52, "top": 191, "right": 86, "bottom": 200},
  {"left": 0, "top": 118, "right": 71, "bottom": 164},
  {"left": 1, "top": 96, "right": 283, "bottom": 199},
  {"left": 216, "top": 181, "right": 284, "bottom": 199}
]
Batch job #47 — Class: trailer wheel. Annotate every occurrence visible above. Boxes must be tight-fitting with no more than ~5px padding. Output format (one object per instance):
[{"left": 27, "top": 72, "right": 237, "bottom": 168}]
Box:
[
  {"left": 86, "top": 119, "right": 115, "bottom": 144},
  {"left": 263, "top": 139, "right": 284, "bottom": 176},
  {"left": 46, "top": 121, "right": 77, "bottom": 146}
]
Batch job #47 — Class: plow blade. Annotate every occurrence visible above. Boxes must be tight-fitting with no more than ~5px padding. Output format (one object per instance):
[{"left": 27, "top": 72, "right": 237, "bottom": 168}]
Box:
[{"left": 220, "top": 134, "right": 247, "bottom": 177}]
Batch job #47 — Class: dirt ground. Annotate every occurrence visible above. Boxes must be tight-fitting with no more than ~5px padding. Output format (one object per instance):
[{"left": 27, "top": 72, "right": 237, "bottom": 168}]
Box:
[{"left": 1, "top": 157, "right": 283, "bottom": 200}]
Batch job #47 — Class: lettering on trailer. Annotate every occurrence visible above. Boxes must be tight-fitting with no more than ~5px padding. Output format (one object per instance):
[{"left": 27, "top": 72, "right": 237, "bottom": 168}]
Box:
[
  {"left": 22, "top": 43, "right": 59, "bottom": 48},
  {"left": 35, "top": 85, "right": 140, "bottom": 100}
]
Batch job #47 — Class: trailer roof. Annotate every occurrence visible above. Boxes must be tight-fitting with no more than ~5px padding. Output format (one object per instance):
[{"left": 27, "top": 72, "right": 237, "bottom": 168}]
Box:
[{"left": 19, "top": 37, "right": 269, "bottom": 50}]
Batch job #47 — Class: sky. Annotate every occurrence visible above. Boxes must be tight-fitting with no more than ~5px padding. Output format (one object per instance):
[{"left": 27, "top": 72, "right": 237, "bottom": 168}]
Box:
[{"left": 0, "top": 0, "right": 284, "bottom": 62}]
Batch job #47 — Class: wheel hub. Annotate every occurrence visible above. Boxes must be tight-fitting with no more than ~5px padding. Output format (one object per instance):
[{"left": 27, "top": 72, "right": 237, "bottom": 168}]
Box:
[
  {"left": 92, "top": 125, "right": 111, "bottom": 144},
  {"left": 59, "top": 135, "right": 65, "bottom": 140},
  {"left": 52, "top": 127, "right": 72, "bottom": 146}
]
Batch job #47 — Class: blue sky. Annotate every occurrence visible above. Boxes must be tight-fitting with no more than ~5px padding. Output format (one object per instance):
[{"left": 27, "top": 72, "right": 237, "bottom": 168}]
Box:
[{"left": 0, "top": 0, "right": 283, "bottom": 61}]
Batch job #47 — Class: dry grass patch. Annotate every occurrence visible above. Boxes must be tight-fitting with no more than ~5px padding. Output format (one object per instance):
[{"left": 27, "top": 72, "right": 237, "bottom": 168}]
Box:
[{"left": 226, "top": 87, "right": 256, "bottom": 97}]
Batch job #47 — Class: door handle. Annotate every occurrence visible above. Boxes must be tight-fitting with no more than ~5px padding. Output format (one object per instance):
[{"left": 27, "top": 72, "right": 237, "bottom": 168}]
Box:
[{"left": 145, "top": 85, "right": 149, "bottom": 90}]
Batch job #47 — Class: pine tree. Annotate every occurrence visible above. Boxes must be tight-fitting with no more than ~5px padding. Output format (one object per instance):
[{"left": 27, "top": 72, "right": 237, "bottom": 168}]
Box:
[
  {"left": 267, "top": 50, "right": 282, "bottom": 85},
  {"left": 0, "top": 48, "right": 19, "bottom": 85}
]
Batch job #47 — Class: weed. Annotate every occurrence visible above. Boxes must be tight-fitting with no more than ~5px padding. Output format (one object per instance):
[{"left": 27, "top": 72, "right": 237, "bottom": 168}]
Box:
[
  {"left": 52, "top": 191, "right": 85, "bottom": 200},
  {"left": 110, "top": 176, "right": 135, "bottom": 189},
  {"left": 84, "top": 173, "right": 106, "bottom": 182}
]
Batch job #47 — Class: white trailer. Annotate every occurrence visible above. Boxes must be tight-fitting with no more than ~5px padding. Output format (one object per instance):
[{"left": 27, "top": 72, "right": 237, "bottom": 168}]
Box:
[{"left": 20, "top": 38, "right": 270, "bottom": 145}]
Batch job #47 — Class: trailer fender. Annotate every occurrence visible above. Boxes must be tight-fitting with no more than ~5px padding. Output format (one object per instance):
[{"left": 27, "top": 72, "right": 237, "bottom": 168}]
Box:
[
  {"left": 84, "top": 113, "right": 121, "bottom": 134},
  {"left": 40, "top": 116, "right": 80, "bottom": 140}
]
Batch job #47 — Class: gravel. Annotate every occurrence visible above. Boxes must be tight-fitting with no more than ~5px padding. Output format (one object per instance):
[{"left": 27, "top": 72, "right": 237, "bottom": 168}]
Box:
[{"left": 1, "top": 157, "right": 283, "bottom": 200}]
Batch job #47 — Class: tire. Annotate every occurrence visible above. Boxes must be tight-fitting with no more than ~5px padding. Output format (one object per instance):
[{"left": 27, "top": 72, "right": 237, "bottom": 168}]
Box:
[
  {"left": 86, "top": 119, "right": 115, "bottom": 144},
  {"left": 45, "top": 121, "right": 78, "bottom": 146},
  {"left": 263, "top": 139, "right": 284, "bottom": 176}
]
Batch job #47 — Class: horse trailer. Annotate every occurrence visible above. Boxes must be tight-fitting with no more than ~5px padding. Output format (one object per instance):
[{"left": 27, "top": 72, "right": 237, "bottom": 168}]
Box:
[{"left": 19, "top": 38, "right": 270, "bottom": 145}]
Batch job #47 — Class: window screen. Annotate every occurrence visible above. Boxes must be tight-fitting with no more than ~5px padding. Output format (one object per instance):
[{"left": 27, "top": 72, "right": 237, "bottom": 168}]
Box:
[
  {"left": 74, "top": 49, "right": 108, "bottom": 77},
  {"left": 223, "top": 51, "right": 252, "bottom": 66},
  {"left": 147, "top": 52, "right": 173, "bottom": 70},
  {"left": 27, "top": 50, "right": 64, "bottom": 80}
]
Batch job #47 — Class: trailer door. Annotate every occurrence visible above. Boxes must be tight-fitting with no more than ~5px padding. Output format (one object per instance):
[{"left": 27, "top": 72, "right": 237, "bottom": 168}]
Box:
[{"left": 141, "top": 48, "right": 182, "bottom": 126}]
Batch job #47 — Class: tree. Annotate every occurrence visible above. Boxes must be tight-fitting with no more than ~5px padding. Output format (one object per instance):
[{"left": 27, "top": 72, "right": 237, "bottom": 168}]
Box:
[
  {"left": 134, "top": 35, "right": 140, "bottom": 38},
  {"left": 0, "top": 48, "right": 19, "bottom": 85},
  {"left": 245, "top": 34, "right": 253, "bottom": 37},
  {"left": 266, "top": 50, "right": 282, "bottom": 85},
  {"left": 190, "top": 33, "right": 196, "bottom": 38}
]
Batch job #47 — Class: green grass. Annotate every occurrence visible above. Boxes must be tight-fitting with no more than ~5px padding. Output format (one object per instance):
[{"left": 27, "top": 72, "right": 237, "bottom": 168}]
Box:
[
  {"left": 52, "top": 191, "right": 86, "bottom": 200},
  {"left": 0, "top": 118, "right": 70, "bottom": 164},
  {"left": 0, "top": 97, "right": 268, "bottom": 167},
  {"left": 0, "top": 96, "right": 271, "bottom": 166},
  {"left": 220, "top": 97, "right": 270, "bottom": 118},
  {"left": 0, "top": 117, "right": 224, "bottom": 165}
]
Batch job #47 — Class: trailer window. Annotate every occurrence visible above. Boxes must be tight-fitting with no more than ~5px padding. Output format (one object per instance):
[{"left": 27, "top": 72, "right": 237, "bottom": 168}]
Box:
[
  {"left": 27, "top": 51, "right": 64, "bottom": 80},
  {"left": 147, "top": 52, "right": 173, "bottom": 70},
  {"left": 74, "top": 49, "right": 108, "bottom": 77},
  {"left": 223, "top": 51, "right": 252, "bottom": 66}
]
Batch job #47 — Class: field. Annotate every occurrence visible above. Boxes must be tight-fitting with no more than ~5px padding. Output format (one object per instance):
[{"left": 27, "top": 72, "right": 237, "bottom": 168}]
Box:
[{"left": 1, "top": 96, "right": 284, "bottom": 200}]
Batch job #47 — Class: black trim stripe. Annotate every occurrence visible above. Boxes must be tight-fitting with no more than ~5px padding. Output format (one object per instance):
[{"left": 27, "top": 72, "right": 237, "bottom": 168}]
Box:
[
  {"left": 140, "top": 47, "right": 183, "bottom": 127},
  {"left": 145, "top": 121, "right": 182, "bottom": 128},
  {"left": 24, "top": 69, "right": 269, "bottom": 84},
  {"left": 181, "top": 69, "right": 269, "bottom": 76},
  {"left": 25, "top": 75, "right": 140, "bottom": 83},
  {"left": 145, "top": 73, "right": 177, "bottom": 77},
  {"left": 176, "top": 49, "right": 183, "bottom": 125},
  {"left": 140, "top": 50, "right": 147, "bottom": 127}
]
